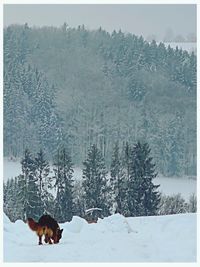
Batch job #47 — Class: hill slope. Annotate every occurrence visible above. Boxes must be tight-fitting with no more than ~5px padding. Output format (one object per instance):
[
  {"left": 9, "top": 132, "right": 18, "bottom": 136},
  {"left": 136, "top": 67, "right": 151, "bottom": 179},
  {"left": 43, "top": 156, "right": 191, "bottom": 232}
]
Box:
[
  {"left": 4, "top": 213, "right": 196, "bottom": 262},
  {"left": 4, "top": 25, "right": 196, "bottom": 176}
]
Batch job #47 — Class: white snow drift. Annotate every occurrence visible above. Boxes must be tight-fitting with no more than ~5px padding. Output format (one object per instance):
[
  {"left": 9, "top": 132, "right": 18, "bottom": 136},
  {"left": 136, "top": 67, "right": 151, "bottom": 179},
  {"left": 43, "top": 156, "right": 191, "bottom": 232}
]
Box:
[{"left": 3, "top": 212, "right": 196, "bottom": 262}]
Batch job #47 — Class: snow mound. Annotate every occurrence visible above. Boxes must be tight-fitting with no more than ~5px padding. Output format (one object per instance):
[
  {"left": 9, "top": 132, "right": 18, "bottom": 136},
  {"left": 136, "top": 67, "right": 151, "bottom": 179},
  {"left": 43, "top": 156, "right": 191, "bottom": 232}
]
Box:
[
  {"left": 98, "top": 213, "right": 133, "bottom": 233},
  {"left": 3, "top": 213, "right": 196, "bottom": 262},
  {"left": 4, "top": 214, "right": 10, "bottom": 225},
  {"left": 3, "top": 214, "right": 12, "bottom": 233},
  {"left": 63, "top": 216, "right": 87, "bottom": 233}
]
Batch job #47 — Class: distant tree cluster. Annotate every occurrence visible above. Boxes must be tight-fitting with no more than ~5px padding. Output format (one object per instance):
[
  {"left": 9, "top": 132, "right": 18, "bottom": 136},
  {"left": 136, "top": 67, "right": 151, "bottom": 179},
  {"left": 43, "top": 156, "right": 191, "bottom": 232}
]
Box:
[
  {"left": 4, "top": 142, "right": 196, "bottom": 223},
  {"left": 4, "top": 142, "right": 162, "bottom": 222},
  {"left": 4, "top": 148, "right": 74, "bottom": 223},
  {"left": 4, "top": 24, "right": 196, "bottom": 177},
  {"left": 158, "top": 193, "right": 197, "bottom": 215},
  {"left": 4, "top": 61, "right": 63, "bottom": 157}
]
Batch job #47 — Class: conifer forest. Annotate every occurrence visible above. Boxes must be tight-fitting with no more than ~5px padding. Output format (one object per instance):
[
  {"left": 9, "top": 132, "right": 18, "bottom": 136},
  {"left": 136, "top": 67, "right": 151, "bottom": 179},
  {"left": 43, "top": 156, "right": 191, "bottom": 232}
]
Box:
[{"left": 3, "top": 23, "right": 196, "bottom": 222}]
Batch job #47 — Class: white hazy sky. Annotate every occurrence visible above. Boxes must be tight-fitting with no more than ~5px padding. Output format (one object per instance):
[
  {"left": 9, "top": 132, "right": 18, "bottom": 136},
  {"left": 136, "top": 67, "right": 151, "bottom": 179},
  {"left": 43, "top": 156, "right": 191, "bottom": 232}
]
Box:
[{"left": 3, "top": 4, "right": 196, "bottom": 40}]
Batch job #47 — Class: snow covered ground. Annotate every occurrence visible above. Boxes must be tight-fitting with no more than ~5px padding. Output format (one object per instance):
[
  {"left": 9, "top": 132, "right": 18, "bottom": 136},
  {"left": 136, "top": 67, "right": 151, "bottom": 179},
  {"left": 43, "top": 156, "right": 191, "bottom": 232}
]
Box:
[
  {"left": 3, "top": 158, "right": 196, "bottom": 200},
  {"left": 3, "top": 212, "right": 196, "bottom": 262},
  {"left": 154, "top": 176, "right": 196, "bottom": 201}
]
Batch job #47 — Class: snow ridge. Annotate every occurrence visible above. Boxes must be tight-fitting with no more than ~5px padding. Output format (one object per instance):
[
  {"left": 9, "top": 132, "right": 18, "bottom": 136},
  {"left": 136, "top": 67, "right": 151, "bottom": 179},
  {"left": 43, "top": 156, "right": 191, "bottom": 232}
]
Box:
[{"left": 4, "top": 213, "right": 196, "bottom": 262}]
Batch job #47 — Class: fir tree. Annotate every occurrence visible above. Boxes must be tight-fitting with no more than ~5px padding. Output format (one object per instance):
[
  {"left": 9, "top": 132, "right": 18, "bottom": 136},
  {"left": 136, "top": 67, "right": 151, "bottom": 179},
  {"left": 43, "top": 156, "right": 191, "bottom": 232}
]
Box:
[
  {"left": 122, "top": 141, "right": 131, "bottom": 180},
  {"left": 35, "top": 149, "right": 52, "bottom": 214},
  {"left": 110, "top": 142, "right": 127, "bottom": 214},
  {"left": 82, "top": 144, "right": 110, "bottom": 216},
  {"left": 27, "top": 172, "right": 41, "bottom": 220},
  {"left": 17, "top": 173, "right": 28, "bottom": 221},
  {"left": 53, "top": 147, "right": 74, "bottom": 222},
  {"left": 127, "top": 142, "right": 161, "bottom": 216},
  {"left": 3, "top": 178, "right": 18, "bottom": 221},
  {"left": 20, "top": 149, "right": 40, "bottom": 220}
]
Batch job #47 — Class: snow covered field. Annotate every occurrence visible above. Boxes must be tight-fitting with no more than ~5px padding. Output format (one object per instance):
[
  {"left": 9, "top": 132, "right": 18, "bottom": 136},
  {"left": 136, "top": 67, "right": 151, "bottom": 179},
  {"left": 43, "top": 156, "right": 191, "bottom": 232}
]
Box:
[
  {"left": 154, "top": 176, "right": 196, "bottom": 201},
  {"left": 3, "top": 212, "right": 196, "bottom": 262},
  {"left": 3, "top": 158, "right": 196, "bottom": 200}
]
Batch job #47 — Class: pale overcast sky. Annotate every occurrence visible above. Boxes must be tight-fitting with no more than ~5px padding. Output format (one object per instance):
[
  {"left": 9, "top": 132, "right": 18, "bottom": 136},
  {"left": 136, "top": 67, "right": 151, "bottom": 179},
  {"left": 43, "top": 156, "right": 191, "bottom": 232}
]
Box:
[{"left": 3, "top": 4, "right": 196, "bottom": 40}]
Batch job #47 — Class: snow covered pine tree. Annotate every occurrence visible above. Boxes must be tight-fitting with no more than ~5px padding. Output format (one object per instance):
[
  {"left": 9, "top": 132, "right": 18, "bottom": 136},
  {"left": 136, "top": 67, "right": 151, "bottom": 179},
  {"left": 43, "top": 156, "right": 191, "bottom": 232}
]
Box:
[{"left": 127, "top": 142, "right": 161, "bottom": 216}]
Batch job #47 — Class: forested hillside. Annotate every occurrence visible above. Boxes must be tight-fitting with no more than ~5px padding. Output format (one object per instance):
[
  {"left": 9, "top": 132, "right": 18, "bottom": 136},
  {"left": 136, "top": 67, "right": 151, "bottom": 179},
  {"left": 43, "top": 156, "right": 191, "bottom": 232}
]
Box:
[{"left": 4, "top": 23, "right": 196, "bottom": 176}]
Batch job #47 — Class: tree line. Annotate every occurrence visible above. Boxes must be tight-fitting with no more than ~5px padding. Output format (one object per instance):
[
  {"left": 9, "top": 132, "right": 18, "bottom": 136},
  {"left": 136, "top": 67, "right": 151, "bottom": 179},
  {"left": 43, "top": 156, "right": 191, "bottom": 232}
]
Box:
[{"left": 4, "top": 142, "right": 196, "bottom": 223}]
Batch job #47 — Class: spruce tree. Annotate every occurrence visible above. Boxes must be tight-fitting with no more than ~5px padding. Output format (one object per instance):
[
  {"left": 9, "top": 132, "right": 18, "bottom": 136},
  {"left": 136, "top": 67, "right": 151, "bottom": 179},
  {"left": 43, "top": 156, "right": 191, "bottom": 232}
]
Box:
[
  {"left": 127, "top": 142, "right": 161, "bottom": 216},
  {"left": 53, "top": 147, "right": 74, "bottom": 222},
  {"left": 27, "top": 172, "right": 41, "bottom": 220},
  {"left": 53, "top": 149, "right": 62, "bottom": 221},
  {"left": 61, "top": 147, "right": 74, "bottom": 222},
  {"left": 13, "top": 176, "right": 23, "bottom": 220},
  {"left": 110, "top": 142, "right": 127, "bottom": 214},
  {"left": 20, "top": 149, "right": 40, "bottom": 220},
  {"left": 82, "top": 144, "right": 110, "bottom": 216},
  {"left": 123, "top": 141, "right": 131, "bottom": 180},
  {"left": 17, "top": 173, "right": 28, "bottom": 221},
  {"left": 120, "top": 141, "right": 132, "bottom": 216},
  {"left": 3, "top": 178, "right": 18, "bottom": 221},
  {"left": 35, "top": 149, "right": 52, "bottom": 214}
]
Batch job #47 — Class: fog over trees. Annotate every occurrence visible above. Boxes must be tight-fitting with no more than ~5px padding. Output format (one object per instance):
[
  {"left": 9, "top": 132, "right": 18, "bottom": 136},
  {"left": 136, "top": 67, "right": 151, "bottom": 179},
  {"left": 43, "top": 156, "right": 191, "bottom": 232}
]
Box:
[{"left": 4, "top": 23, "right": 196, "bottom": 177}]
